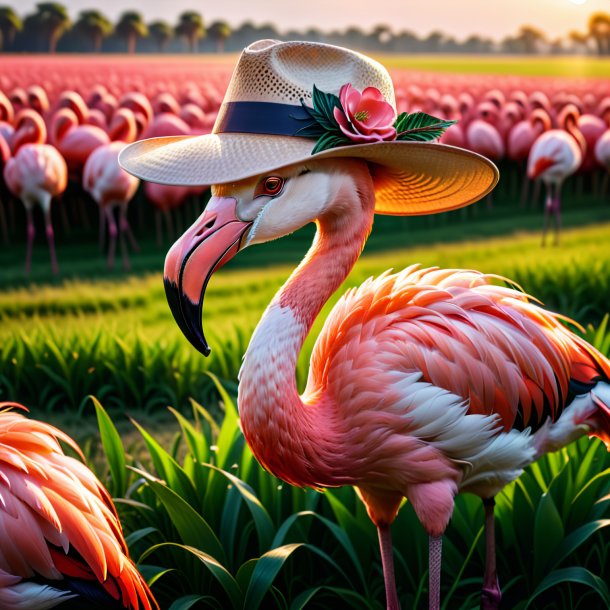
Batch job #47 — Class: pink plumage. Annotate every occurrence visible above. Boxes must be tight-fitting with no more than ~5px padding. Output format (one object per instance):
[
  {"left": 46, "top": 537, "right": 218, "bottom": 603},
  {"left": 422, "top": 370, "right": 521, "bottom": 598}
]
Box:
[
  {"left": 83, "top": 110, "right": 140, "bottom": 270},
  {"left": 0, "top": 405, "right": 157, "bottom": 610},
  {"left": 3, "top": 109, "right": 67, "bottom": 274},
  {"left": 163, "top": 158, "right": 610, "bottom": 610}
]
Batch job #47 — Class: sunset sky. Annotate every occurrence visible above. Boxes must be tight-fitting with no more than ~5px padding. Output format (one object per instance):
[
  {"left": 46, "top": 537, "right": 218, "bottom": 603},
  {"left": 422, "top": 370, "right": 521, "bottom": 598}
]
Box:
[{"left": 17, "top": 0, "right": 608, "bottom": 40}]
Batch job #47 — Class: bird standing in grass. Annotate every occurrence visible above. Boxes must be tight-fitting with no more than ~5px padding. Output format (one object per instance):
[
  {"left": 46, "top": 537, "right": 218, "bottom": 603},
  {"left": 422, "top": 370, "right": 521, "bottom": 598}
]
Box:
[
  {"left": 3, "top": 109, "right": 67, "bottom": 274},
  {"left": 528, "top": 104, "right": 585, "bottom": 246},
  {"left": 121, "top": 40, "right": 610, "bottom": 610},
  {"left": 0, "top": 404, "right": 157, "bottom": 610}
]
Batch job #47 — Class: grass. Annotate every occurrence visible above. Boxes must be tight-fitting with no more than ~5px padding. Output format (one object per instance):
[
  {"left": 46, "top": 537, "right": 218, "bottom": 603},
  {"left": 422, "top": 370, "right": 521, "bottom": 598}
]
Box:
[
  {"left": 379, "top": 54, "right": 610, "bottom": 79},
  {"left": 84, "top": 388, "right": 610, "bottom": 610},
  {"left": 2, "top": 216, "right": 610, "bottom": 414}
]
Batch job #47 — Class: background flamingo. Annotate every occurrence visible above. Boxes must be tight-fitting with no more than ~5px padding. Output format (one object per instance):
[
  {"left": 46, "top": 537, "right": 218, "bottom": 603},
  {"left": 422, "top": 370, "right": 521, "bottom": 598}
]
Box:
[
  {"left": 528, "top": 104, "right": 585, "bottom": 246},
  {"left": 3, "top": 109, "right": 67, "bottom": 274},
  {"left": 0, "top": 403, "right": 157, "bottom": 610},
  {"left": 83, "top": 108, "right": 139, "bottom": 270},
  {"left": 162, "top": 158, "right": 610, "bottom": 610}
]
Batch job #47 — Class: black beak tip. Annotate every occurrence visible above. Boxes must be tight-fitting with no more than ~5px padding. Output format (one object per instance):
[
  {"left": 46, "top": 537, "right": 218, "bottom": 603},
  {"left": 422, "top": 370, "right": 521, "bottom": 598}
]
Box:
[{"left": 164, "top": 277, "right": 212, "bottom": 358}]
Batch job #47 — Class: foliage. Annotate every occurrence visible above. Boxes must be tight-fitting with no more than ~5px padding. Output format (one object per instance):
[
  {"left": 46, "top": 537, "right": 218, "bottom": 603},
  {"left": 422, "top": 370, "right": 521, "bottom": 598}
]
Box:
[
  {"left": 89, "top": 386, "right": 610, "bottom": 609},
  {"left": 2, "top": 222, "right": 610, "bottom": 415}
]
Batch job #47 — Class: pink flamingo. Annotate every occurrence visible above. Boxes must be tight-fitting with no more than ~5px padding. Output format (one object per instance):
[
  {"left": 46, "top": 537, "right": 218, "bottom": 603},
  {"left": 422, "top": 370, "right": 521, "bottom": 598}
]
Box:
[
  {"left": 83, "top": 109, "right": 139, "bottom": 269},
  {"left": 0, "top": 133, "right": 10, "bottom": 243},
  {"left": 51, "top": 107, "right": 110, "bottom": 180},
  {"left": 528, "top": 104, "right": 585, "bottom": 245},
  {"left": 0, "top": 91, "right": 15, "bottom": 143},
  {"left": 3, "top": 110, "right": 67, "bottom": 274},
  {"left": 161, "top": 158, "right": 610, "bottom": 610},
  {"left": 144, "top": 182, "right": 191, "bottom": 246},
  {"left": 0, "top": 403, "right": 158, "bottom": 609},
  {"left": 507, "top": 108, "right": 551, "bottom": 205}
]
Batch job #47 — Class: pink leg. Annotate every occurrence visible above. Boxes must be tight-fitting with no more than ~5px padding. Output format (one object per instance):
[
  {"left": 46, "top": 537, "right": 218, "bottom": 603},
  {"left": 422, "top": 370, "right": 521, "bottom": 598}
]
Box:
[
  {"left": 480, "top": 497, "right": 501, "bottom": 610},
  {"left": 377, "top": 524, "right": 399, "bottom": 610},
  {"left": 429, "top": 535, "right": 442, "bottom": 610},
  {"left": 106, "top": 207, "right": 117, "bottom": 269},
  {"left": 155, "top": 210, "right": 163, "bottom": 247},
  {"left": 25, "top": 208, "right": 35, "bottom": 275},
  {"left": 165, "top": 209, "right": 175, "bottom": 241},
  {"left": 121, "top": 205, "right": 140, "bottom": 253},
  {"left": 44, "top": 209, "right": 59, "bottom": 275},
  {"left": 99, "top": 206, "right": 106, "bottom": 253},
  {"left": 119, "top": 208, "right": 130, "bottom": 271}
]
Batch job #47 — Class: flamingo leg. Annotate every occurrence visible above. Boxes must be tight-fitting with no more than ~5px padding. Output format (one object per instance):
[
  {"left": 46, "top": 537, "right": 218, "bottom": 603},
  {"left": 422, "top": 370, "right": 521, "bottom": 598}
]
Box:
[
  {"left": 541, "top": 183, "right": 553, "bottom": 247},
  {"left": 0, "top": 200, "right": 9, "bottom": 245},
  {"left": 480, "top": 497, "right": 501, "bottom": 610},
  {"left": 164, "top": 209, "right": 175, "bottom": 241},
  {"left": 119, "top": 205, "right": 131, "bottom": 271},
  {"left": 99, "top": 206, "right": 106, "bottom": 253},
  {"left": 429, "top": 535, "right": 442, "bottom": 610},
  {"left": 552, "top": 183, "right": 562, "bottom": 247},
  {"left": 43, "top": 207, "right": 59, "bottom": 275},
  {"left": 25, "top": 207, "right": 35, "bottom": 275},
  {"left": 377, "top": 523, "right": 400, "bottom": 610},
  {"left": 106, "top": 207, "right": 117, "bottom": 269},
  {"left": 122, "top": 210, "right": 140, "bottom": 253},
  {"left": 155, "top": 209, "right": 162, "bottom": 247}
]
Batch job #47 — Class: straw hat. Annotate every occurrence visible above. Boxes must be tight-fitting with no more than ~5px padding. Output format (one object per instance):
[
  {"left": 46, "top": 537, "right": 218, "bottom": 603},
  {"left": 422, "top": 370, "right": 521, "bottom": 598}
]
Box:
[{"left": 119, "top": 39, "right": 498, "bottom": 215}]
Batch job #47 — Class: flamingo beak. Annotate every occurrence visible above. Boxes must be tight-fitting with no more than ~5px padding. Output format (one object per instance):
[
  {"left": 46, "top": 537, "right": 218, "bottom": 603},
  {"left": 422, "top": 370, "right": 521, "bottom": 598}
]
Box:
[{"left": 163, "top": 196, "right": 252, "bottom": 356}]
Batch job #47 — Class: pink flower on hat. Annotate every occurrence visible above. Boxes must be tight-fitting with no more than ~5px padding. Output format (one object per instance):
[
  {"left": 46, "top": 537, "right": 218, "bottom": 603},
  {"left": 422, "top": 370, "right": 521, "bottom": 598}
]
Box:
[{"left": 333, "top": 84, "right": 397, "bottom": 143}]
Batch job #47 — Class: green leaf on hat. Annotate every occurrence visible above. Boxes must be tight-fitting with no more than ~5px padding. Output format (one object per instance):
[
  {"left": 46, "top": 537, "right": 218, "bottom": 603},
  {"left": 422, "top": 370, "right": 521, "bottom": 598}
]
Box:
[{"left": 394, "top": 111, "right": 457, "bottom": 142}]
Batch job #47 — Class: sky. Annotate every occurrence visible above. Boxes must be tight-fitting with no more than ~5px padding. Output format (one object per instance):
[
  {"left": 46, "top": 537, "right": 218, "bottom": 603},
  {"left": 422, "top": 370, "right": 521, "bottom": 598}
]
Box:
[{"left": 15, "top": 0, "right": 609, "bottom": 41}]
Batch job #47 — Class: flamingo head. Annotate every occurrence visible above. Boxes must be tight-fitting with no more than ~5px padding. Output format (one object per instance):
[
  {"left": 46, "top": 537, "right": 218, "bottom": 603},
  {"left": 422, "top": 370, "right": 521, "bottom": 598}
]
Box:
[
  {"left": 27, "top": 85, "right": 50, "bottom": 115},
  {"left": 50, "top": 108, "right": 79, "bottom": 145},
  {"left": 11, "top": 109, "right": 47, "bottom": 154},
  {"left": 163, "top": 158, "right": 372, "bottom": 355}
]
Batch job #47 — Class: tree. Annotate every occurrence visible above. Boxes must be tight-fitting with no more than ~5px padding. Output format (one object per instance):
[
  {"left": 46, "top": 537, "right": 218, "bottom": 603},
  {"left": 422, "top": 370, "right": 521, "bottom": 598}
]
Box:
[
  {"left": 115, "top": 11, "right": 148, "bottom": 54},
  {"left": 516, "top": 25, "right": 546, "bottom": 54},
  {"left": 74, "top": 10, "right": 112, "bottom": 53},
  {"left": 34, "top": 3, "right": 71, "bottom": 53},
  {"left": 208, "top": 20, "right": 231, "bottom": 53},
  {"left": 175, "top": 11, "right": 204, "bottom": 53},
  {"left": 569, "top": 30, "right": 590, "bottom": 54},
  {"left": 588, "top": 12, "right": 610, "bottom": 56},
  {"left": 0, "top": 6, "right": 22, "bottom": 51},
  {"left": 149, "top": 20, "right": 173, "bottom": 52}
]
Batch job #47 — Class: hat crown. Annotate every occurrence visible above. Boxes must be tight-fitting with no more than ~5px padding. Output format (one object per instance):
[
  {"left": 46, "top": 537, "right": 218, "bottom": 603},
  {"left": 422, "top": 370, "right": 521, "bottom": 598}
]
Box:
[{"left": 219, "top": 39, "right": 396, "bottom": 109}]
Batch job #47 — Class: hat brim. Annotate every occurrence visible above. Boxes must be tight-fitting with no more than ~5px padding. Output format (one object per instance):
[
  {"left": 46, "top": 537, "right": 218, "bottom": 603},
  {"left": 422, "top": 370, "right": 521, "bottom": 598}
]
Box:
[{"left": 118, "top": 133, "right": 498, "bottom": 216}]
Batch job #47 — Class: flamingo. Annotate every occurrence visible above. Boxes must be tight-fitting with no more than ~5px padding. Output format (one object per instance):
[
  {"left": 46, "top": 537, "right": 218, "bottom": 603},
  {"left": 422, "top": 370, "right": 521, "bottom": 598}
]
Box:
[
  {"left": 3, "top": 109, "right": 67, "bottom": 274},
  {"left": 0, "top": 91, "right": 15, "bottom": 143},
  {"left": 528, "top": 104, "right": 585, "bottom": 246},
  {"left": 507, "top": 108, "right": 551, "bottom": 206},
  {"left": 83, "top": 109, "right": 139, "bottom": 270},
  {"left": 161, "top": 158, "right": 610, "bottom": 610},
  {"left": 51, "top": 107, "right": 110, "bottom": 181},
  {"left": 0, "top": 403, "right": 157, "bottom": 609}
]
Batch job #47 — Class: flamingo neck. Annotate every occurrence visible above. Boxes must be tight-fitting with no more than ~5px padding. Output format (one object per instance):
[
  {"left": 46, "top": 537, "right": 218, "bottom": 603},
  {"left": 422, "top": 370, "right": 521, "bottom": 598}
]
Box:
[{"left": 238, "top": 179, "right": 375, "bottom": 486}]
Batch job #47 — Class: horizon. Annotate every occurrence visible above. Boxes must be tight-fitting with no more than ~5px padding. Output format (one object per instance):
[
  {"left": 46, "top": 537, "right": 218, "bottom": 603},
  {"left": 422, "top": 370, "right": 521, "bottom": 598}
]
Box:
[{"left": 12, "top": 0, "right": 609, "bottom": 41}]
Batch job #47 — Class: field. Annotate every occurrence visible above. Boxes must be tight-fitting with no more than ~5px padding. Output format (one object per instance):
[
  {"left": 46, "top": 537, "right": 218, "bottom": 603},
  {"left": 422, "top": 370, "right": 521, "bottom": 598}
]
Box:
[{"left": 2, "top": 52, "right": 610, "bottom": 609}]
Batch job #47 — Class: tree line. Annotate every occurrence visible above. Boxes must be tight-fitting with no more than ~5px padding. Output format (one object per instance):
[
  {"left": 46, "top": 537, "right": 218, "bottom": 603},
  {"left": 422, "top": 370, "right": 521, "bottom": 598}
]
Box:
[{"left": 0, "top": 3, "right": 609, "bottom": 55}]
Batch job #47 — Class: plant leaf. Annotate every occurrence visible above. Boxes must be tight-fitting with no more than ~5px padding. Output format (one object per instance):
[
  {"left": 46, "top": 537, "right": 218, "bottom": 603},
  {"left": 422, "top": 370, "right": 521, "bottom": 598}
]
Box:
[{"left": 395, "top": 111, "right": 456, "bottom": 142}]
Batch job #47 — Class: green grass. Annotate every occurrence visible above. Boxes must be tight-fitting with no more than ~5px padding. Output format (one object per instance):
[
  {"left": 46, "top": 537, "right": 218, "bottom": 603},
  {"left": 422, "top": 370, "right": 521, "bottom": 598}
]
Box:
[
  {"left": 2, "top": 218, "right": 610, "bottom": 414},
  {"left": 84, "top": 390, "right": 610, "bottom": 610},
  {"left": 379, "top": 54, "right": 610, "bottom": 79}
]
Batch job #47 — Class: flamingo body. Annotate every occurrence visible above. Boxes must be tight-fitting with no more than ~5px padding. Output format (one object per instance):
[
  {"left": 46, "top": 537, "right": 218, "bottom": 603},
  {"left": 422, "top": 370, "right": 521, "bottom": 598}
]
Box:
[
  {"left": 0, "top": 406, "right": 156, "bottom": 609},
  {"left": 466, "top": 120, "right": 504, "bottom": 160},
  {"left": 162, "top": 158, "right": 610, "bottom": 610},
  {"left": 528, "top": 129, "right": 581, "bottom": 185},
  {"left": 4, "top": 144, "right": 67, "bottom": 207}
]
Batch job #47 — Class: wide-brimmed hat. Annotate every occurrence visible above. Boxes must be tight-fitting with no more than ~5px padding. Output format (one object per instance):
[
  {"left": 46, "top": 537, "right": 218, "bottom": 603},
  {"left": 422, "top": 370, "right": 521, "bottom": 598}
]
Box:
[{"left": 119, "top": 39, "right": 498, "bottom": 215}]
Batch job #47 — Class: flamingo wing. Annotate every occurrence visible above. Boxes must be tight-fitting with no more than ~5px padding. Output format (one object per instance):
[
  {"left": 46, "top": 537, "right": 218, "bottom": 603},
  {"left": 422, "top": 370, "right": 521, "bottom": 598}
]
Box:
[
  {"left": 0, "top": 407, "right": 156, "bottom": 610},
  {"left": 309, "top": 266, "right": 609, "bottom": 433}
]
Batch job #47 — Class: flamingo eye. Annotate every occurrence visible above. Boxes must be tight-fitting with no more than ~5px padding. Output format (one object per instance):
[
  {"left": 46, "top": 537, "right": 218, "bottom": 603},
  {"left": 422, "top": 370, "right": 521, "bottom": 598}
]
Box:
[{"left": 256, "top": 176, "right": 285, "bottom": 198}]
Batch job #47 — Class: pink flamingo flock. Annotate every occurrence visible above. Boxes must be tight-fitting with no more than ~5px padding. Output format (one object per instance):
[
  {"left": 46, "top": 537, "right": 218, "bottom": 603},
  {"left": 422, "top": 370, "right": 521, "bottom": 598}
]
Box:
[{"left": 1, "top": 56, "right": 609, "bottom": 273}]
